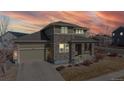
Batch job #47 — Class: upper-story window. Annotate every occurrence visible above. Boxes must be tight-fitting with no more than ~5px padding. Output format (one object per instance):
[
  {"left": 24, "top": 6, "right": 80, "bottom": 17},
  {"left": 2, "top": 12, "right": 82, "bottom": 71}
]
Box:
[
  {"left": 75, "top": 29, "right": 84, "bottom": 34},
  {"left": 61, "top": 27, "right": 68, "bottom": 34},
  {"left": 113, "top": 33, "right": 115, "bottom": 36},
  {"left": 120, "top": 32, "right": 123, "bottom": 36}
]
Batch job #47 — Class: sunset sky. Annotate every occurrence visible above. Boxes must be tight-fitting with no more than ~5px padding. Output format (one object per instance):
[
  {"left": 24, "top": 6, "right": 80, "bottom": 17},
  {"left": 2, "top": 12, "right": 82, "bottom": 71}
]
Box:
[{"left": 0, "top": 11, "right": 124, "bottom": 35}]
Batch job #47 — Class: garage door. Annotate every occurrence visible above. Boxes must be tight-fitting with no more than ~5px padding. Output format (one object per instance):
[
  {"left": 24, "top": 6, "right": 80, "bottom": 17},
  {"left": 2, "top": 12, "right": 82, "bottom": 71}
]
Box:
[{"left": 19, "top": 48, "right": 45, "bottom": 63}]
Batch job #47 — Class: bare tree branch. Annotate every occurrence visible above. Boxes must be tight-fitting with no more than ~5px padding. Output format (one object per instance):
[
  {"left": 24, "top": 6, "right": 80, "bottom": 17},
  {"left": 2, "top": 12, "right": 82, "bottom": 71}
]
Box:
[
  {"left": 0, "top": 16, "right": 10, "bottom": 74},
  {"left": 0, "top": 16, "right": 9, "bottom": 36}
]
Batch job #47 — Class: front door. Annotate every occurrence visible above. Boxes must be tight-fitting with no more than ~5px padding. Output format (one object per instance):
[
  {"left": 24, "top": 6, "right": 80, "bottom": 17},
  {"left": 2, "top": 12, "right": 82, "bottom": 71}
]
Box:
[
  {"left": 75, "top": 44, "right": 82, "bottom": 55},
  {"left": 47, "top": 48, "right": 53, "bottom": 62}
]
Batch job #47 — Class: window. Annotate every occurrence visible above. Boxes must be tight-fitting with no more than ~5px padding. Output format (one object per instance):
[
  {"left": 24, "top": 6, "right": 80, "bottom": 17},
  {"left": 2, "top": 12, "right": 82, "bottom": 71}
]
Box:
[
  {"left": 75, "top": 29, "right": 79, "bottom": 34},
  {"left": 65, "top": 44, "right": 69, "bottom": 52},
  {"left": 59, "top": 44, "right": 64, "bottom": 53},
  {"left": 59, "top": 43, "right": 69, "bottom": 53},
  {"left": 120, "top": 32, "right": 123, "bottom": 36},
  {"left": 61, "top": 27, "right": 68, "bottom": 34},
  {"left": 13, "top": 50, "right": 18, "bottom": 60},
  {"left": 75, "top": 29, "right": 84, "bottom": 34},
  {"left": 113, "top": 33, "right": 115, "bottom": 36}
]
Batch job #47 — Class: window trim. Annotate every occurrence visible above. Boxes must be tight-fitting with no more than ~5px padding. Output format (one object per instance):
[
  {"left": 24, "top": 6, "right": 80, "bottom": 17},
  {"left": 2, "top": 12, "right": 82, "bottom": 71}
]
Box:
[
  {"left": 75, "top": 29, "right": 84, "bottom": 34},
  {"left": 61, "top": 27, "right": 68, "bottom": 34},
  {"left": 59, "top": 43, "right": 69, "bottom": 53}
]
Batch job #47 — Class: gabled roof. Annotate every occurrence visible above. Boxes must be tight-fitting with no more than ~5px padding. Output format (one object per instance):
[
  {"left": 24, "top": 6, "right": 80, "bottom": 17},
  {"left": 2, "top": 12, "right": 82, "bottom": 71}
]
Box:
[
  {"left": 8, "top": 31, "right": 28, "bottom": 38},
  {"left": 42, "top": 21, "right": 88, "bottom": 31},
  {"left": 113, "top": 26, "right": 124, "bottom": 33},
  {"left": 14, "top": 31, "right": 48, "bottom": 43}
]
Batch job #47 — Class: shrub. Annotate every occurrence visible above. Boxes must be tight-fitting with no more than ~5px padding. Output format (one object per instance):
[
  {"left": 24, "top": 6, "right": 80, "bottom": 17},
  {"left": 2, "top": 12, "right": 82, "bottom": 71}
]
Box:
[
  {"left": 0, "top": 49, "right": 14, "bottom": 63},
  {"left": 67, "top": 64, "right": 72, "bottom": 67},
  {"left": 74, "top": 64, "right": 80, "bottom": 67},
  {"left": 79, "top": 62, "right": 84, "bottom": 65},
  {"left": 95, "top": 53, "right": 104, "bottom": 60},
  {"left": 56, "top": 66, "right": 65, "bottom": 71},
  {"left": 82, "top": 60, "right": 92, "bottom": 66},
  {"left": 93, "top": 58, "right": 99, "bottom": 63},
  {"left": 107, "top": 53, "right": 118, "bottom": 57},
  {"left": 92, "top": 53, "right": 104, "bottom": 63},
  {"left": 118, "top": 55, "right": 123, "bottom": 58}
]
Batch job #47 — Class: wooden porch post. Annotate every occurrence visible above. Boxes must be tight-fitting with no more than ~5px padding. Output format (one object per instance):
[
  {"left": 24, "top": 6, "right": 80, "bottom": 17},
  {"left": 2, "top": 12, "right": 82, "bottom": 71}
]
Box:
[
  {"left": 91, "top": 43, "right": 95, "bottom": 55},
  {"left": 81, "top": 43, "right": 85, "bottom": 55}
]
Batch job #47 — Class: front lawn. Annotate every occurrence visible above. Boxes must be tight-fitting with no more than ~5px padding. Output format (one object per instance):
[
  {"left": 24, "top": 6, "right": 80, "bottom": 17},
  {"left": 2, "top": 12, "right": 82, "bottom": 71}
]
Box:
[
  {"left": 59, "top": 56, "right": 124, "bottom": 81},
  {"left": 0, "top": 63, "right": 17, "bottom": 80}
]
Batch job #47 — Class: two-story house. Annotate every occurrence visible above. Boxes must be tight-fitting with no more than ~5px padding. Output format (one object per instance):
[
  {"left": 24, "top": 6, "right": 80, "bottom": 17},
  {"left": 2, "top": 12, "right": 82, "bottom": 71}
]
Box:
[
  {"left": 112, "top": 26, "right": 124, "bottom": 46},
  {"left": 14, "top": 21, "right": 97, "bottom": 64}
]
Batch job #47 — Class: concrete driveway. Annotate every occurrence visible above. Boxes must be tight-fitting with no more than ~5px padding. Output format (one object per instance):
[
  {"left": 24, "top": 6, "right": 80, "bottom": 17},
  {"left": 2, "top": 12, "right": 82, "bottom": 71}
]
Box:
[{"left": 16, "top": 61, "right": 64, "bottom": 81}]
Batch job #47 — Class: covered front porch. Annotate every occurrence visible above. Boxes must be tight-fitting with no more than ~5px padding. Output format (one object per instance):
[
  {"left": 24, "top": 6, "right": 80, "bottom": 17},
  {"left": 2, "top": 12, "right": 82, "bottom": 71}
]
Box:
[{"left": 69, "top": 39, "right": 97, "bottom": 64}]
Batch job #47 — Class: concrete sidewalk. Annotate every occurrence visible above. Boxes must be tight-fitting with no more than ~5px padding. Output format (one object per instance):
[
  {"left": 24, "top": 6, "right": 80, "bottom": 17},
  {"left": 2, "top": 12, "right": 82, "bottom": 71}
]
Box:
[
  {"left": 89, "top": 69, "right": 124, "bottom": 81},
  {"left": 16, "top": 61, "right": 64, "bottom": 81}
]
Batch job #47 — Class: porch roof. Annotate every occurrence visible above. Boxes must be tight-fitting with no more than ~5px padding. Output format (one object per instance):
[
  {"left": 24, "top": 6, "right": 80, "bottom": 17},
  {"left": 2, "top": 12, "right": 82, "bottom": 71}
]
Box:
[{"left": 69, "top": 37, "right": 98, "bottom": 43}]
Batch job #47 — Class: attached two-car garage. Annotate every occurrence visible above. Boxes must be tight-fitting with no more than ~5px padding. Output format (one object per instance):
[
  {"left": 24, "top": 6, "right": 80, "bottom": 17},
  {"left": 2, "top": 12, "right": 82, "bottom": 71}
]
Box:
[{"left": 16, "top": 43, "right": 47, "bottom": 64}]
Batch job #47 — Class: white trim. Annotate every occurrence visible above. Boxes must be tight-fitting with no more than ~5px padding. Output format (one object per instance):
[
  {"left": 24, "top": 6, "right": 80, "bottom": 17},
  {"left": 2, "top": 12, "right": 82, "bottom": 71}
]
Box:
[{"left": 19, "top": 48, "right": 45, "bottom": 51}]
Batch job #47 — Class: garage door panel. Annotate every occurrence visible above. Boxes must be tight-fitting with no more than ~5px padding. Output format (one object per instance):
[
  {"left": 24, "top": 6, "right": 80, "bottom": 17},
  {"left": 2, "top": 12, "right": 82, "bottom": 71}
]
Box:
[{"left": 20, "top": 49, "right": 44, "bottom": 63}]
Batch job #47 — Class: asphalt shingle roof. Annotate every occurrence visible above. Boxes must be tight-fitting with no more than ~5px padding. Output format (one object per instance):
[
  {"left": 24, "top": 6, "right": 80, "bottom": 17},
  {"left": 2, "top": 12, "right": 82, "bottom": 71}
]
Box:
[
  {"left": 14, "top": 31, "right": 48, "bottom": 43},
  {"left": 113, "top": 26, "right": 124, "bottom": 33},
  {"left": 8, "top": 31, "right": 28, "bottom": 38},
  {"left": 70, "top": 37, "right": 98, "bottom": 43}
]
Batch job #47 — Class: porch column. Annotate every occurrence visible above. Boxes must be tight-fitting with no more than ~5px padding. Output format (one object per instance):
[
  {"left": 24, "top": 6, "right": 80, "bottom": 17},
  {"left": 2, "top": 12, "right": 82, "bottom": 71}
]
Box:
[
  {"left": 69, "top": 43, "right": 75, "bottom": 63},
  {"left": 81, "top": 43, "right": 85, "bottom": 55},
  {"left": 91, "top": 43, "right": 95, "bottom": 55},
  {"left": 87, "top": 43, "right": 89, "bottom": 51}
]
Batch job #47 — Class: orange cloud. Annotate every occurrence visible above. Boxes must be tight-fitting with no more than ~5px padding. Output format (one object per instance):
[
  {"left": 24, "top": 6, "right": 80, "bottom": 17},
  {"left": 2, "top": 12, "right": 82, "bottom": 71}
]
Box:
[
  {"left": 96, "top": 12, "right": 124, "bottom": 26},
  {"left": 1, "top": 11, "right": 124, "bottom": 35}
]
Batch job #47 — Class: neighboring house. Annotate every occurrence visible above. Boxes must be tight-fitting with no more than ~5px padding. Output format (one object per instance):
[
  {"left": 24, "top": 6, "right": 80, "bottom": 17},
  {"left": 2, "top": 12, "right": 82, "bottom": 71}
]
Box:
[
  {"left": 93, "top": 35, "right": 112, "bottom": 46},
  {"left": 112, "top": 26, "right": 124, "bottom": 46},
  {"left": 0, "top": 31, "right": 28, "bottom": 49},
  {"left": 15, "top": 21, "right": 97, "bottom": 64}
]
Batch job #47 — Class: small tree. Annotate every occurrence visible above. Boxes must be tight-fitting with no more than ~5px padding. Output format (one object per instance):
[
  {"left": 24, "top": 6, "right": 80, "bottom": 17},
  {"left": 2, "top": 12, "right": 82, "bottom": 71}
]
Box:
[
  {"left": 0, "top": 16, "right": 9, "bottom": 36},
  {"left": 0, "top": 16, "right": 10, "bottom": 75}
]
